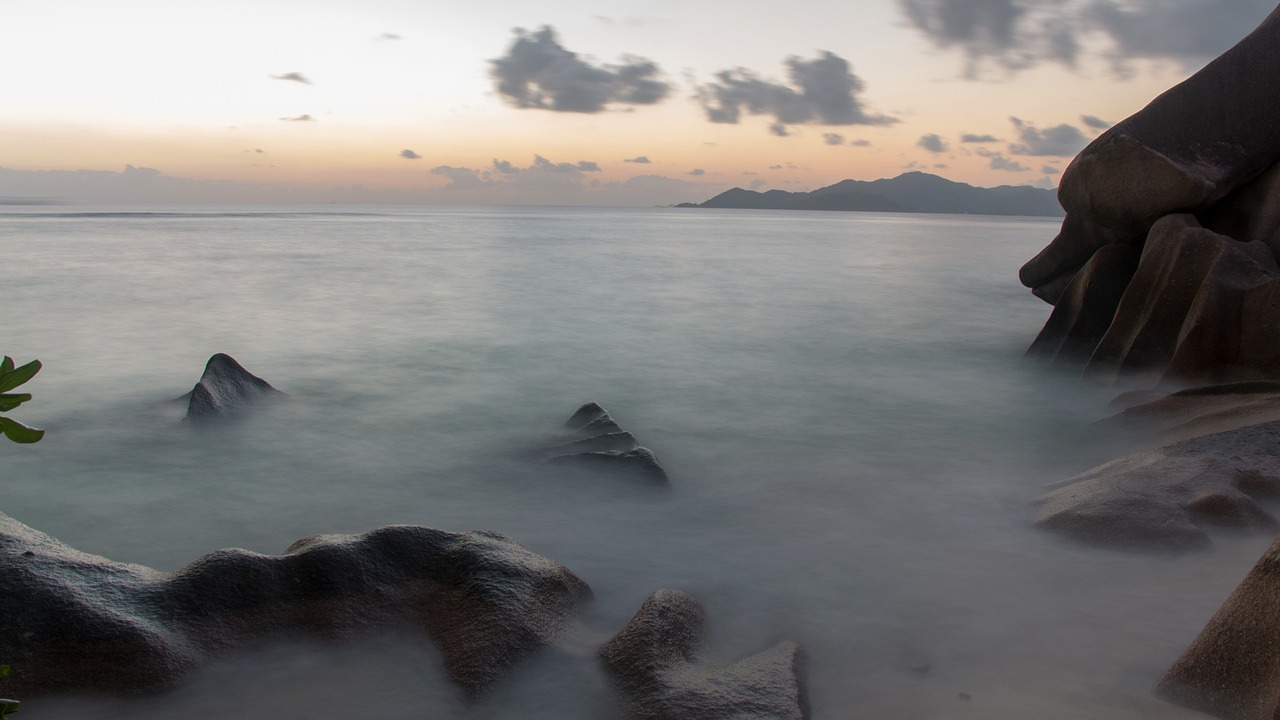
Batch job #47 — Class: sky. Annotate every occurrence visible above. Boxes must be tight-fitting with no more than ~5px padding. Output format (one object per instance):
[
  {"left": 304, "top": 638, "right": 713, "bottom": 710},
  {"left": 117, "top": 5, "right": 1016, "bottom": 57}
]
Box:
[{"left": 1, "top": 0, "right": 1275, "bottom": 206}]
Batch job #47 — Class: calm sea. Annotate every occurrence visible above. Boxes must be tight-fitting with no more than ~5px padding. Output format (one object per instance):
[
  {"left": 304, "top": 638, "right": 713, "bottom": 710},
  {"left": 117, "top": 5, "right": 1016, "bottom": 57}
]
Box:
[{"left": 0, "top": 205, "right": 1259, "bottom": 718}]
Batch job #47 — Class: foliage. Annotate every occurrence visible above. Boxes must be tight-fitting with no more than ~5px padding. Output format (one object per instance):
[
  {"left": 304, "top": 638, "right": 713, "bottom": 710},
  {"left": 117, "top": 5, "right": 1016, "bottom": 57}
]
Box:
[
  {"left": 0, "top": 665, "right": 18, "bottom": 716},
  {"left": 0, "top": 357, "right": 43, "bottom": 444}
]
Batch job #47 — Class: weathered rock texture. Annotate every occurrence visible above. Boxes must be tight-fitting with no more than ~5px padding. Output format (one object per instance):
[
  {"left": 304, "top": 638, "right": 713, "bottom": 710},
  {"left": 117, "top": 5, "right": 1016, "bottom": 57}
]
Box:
[
  {"left": 1030, "top": 421, "right": 1280, "bottom": 551},
  {"left": 0, "top": 512, "right": 591, "bottom": 698},
  {"left": 1100, "top": 381, "right": 1280, "bottom": 444},
  {"left": 599, "top": 589, "right": 808, "bottom": 720},
  {"left": 184, "top": 353, "right": 285, "bottom": 421},
  {"left": 546, "top": 403, "right": 669, "bottom": 483},
  {"left": 1021, "top": 7, "right": 1280, "bottom": 385},
  {"left": 1157, "top": 533, "right": 1280, "bottom": 719}
]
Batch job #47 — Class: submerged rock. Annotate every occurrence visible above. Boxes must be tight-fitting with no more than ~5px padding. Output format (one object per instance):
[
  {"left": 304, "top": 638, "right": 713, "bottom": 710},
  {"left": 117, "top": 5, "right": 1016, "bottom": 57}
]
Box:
[
  {"left": 564, "top": 401, "right": 622, "bottom": 435},
  {"left": 546, "top": 446, "right": 670, "bottom": 484},
  {"left": 599, "top": 589, "right": 808, "bottom": 720},
  {"left": 184, "top": 353, "right": 285, "bottom": 421},
  {"left": 1157, "top": 533, "right": 1280, "bottom": 719},
  {"left": 0, "top": 513, "right": 591, "bottom": 698},
  {"left": 544, "top": 403, "right": 669, "bottom": 483},
  {"left": 1030, "top": 421, "right": 1280, "bottom": 551}
]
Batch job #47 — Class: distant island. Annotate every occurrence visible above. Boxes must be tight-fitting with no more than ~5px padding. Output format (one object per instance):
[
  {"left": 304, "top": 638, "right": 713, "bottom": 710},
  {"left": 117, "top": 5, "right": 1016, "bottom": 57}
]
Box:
[{"left": 677, "top": 171, "right": 1064, "bottom": 217}]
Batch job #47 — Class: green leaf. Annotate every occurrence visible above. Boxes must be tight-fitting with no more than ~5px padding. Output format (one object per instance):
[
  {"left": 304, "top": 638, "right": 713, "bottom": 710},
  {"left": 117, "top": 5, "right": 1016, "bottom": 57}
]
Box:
[
  {"left": 0, "top": 394, "right": 31, "bottom": 411},
  {"left": 0, "top": 358, "right": 11, "bottom": 376},
  {"left": 0, "top": 698, "right": 19, "bottom": 715},
  {"left": 0, "top": 417, "right": 43, "bottom": 444},
  {"left": 0, "top": 360, "right": 40, "bottom": 394}
]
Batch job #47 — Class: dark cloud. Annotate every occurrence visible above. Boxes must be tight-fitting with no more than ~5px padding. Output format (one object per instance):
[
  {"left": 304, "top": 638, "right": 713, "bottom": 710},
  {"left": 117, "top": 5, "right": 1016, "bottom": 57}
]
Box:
[
  {"left": 1080, "top": 114, "right": 1112, "bottom": 130},
  {"left": 823, "top": 132, "right": 846, "bottom": 145},
  {"left": 960, "top": 133, "right": 998, "bottom": 143},
  {"left": 492, "top": 159, "right": 520, "bottom": 174},
  {"left": 1041, "top": 164, "right": 1061, "bottom": 174},
  {"left": 978, "top": 147, "right": 1031, "bottom": 171},
  {"left": 623, "top": 156, "right": 651, "bottom": 164},
  {"left": 400, "top": 149, "right": 422, "bottom": 160},
  {"left": 899, "top": 0, "right": 1274, "bottom": 76},
  {"left": 1008, "top": 117, "right": 1087, "bottom": 156},
  {"left": 918, "top": 133, "right": 949, "bottom": 153},
  {"left": 280, "top": 114, "right": 315, "bottom": 122},
  {"left": 489, "top": 26, "right": 672, "bottom": 113},
  {"left": 271, "top": 72, "right": 312, "bottom": 85},
  {"left": 769, "top": 122, "right": 790, "bottom": 137},
  {"left": 688, "top": 168, "right": 706, "bottom": 176},
  {"left": 576, "top": 161, "right": 602, "bottom": 172},
  {"left": 696, "top": 51, "right": 896, "bottom": 134}
]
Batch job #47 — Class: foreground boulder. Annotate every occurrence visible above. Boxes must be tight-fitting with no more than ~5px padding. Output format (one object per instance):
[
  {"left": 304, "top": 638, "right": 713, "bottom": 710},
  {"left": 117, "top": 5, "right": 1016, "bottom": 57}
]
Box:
[
  {"left": 1030, "top": 420, "right": 1280, "bottom": 551},
  {"left": 0, "top": 512, "right": 591, "bottom": 697},
  {"left": 1157, "top": 533, "right": 1280, "bottom": 719},
  {"left": 184, "top": 353, "right": 285, "bottom": 421},
  {"left": 599, "top": 589, "right": 808, "bottom": 719},
  {"left": 1019, "top": 7, "right": 1280, "bottom": 385}
]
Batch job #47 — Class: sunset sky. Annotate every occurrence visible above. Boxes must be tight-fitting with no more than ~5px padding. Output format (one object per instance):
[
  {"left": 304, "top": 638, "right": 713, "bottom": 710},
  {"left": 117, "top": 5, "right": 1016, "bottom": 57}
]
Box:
[{"left": 2, "top": 0, "right": 1274, "bottom": 206}]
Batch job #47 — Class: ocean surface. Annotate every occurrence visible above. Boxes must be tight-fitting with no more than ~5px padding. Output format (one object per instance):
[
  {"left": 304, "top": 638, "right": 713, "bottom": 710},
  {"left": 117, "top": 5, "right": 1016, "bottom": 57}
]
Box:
[{"left": 0, "top": 204, "right": 1260, "bottom": 718}]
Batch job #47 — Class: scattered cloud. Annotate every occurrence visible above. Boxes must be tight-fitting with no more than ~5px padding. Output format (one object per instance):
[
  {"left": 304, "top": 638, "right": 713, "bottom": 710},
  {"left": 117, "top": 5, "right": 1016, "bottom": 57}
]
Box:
[
  {"left": 851, "top": 138, "right": 872, "bottom": 147},
  {"left": 688, "top": 168, "right": 706, "bottom": 176},
  {"left": 823, "top": 132, "right": 846, "bottom": 145},
  {"left": 280, "top": 114, "right": 315, "bottom": 122},
  {"left": 918, "top": 133, "right": 949, "bottom": 153},
  {"left": 1080, "top": 114, "right": 1113, "bottom": 130},
  {"left": 623, "top": 156, "right": 651, "bottom": 164},
  {"left": 400, "top": 149, "right": 422, "bottom": 160},
  {"left": 576, "top": 161, "right": 602, "bottom": 172},
  {"left": 1041, "top": 164, "right": 1061, "bottom": 174},
  {"left": 978, "top": 147, "right": 1031, "bottom": 171},
  {"left": 769, "top": 122, "right": 790, "bottom": 137},
  {"left": 695, "top": 51, "right": 897, "bottom": 134},
  {"left": 769, "top": 164, "right": 784, "bottom": 170},
  {"left": 749, "top": 179, "right": 767, "bottom": 190},
  {"left": 489, "top": 26, "right": 672, "bottom": 113},
  {"left": 899, "top": 0, "right": 1274, "bottom": 77},
  {"left": 270, "top": 72, "right": 312, "bottom": 85},
  {"left": 960, "top": 133, "right": 998, "bottom": 143},
  {"left": 1008, "top": 116, "right": 1087, "bottom": 156}
]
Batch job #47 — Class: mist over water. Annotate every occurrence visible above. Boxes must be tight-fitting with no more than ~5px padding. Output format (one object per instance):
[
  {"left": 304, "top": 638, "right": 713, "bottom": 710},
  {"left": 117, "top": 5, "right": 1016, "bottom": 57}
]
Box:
[{"left": 1, "top": 205, "right": 1256, "bottom": 718}]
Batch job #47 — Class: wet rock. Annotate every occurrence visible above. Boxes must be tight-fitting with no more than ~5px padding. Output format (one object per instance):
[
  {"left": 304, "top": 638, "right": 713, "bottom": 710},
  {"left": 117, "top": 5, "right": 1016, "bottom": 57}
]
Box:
[
  {"left": 546, "top": 446, "right": 670, "bottom": 484},
  {"left": 1157, "top": 533, "right": 1280, "bottom": 720},
  {"left": 1030, "top": 421, "right": 1280, "bottom": 551},
  {"left": 542, "top": 431, "right": 640, "bottom": 457},
  {"left": 184, "top": 353, "right": 285, "bottom": 421},
  {"left": 565, "top": 401, "right": 622, "bottom": 435},
  {"left": 0, "top": 513, "right": 591, "bottom": 698},
  {"left": 1020, "top": 6, "right": 1280, "bottom": 298},
  {"left": 1026, "top": 243, "right": 1139, "bottom": 365},
  {"left": 599, "top": 589, "right": 808, "bottom": 720}
]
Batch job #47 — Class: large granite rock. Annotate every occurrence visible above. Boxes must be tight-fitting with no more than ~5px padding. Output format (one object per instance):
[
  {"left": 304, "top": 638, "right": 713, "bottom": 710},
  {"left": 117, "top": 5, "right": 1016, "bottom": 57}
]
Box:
[
  {"left": 1030, "top": 421, "right": 1280, "bottom": 551},
  {"left": 1100, "top": 381, "right": 1280, "bottom": 444},
  {"left": 184, "top": 353, "right": 285, "bottom": 421},
  {"left": 1157, "top": 533, "right": 1280, "bottom": 719},
  {"left": 0, "top": 513, "right": 591, "bottom": 698},
  {"left": 1020, "top": 6, "right": 1280, "bottom": 300},
  {"left": 599, "top": 589, "right": 808, "bottom": 720}
]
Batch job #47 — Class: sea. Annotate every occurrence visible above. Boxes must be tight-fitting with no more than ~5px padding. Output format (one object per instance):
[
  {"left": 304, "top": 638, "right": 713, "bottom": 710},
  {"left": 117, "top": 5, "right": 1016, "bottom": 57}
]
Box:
[{"left": 0, "top": 204, "right": 1262, "bottom": 719}]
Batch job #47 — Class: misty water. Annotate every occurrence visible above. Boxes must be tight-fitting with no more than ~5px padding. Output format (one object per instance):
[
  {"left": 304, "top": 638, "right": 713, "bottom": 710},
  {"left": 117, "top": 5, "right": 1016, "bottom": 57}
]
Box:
[{"left": 1, "top": 205, "right": 1262, "bottom": 718}]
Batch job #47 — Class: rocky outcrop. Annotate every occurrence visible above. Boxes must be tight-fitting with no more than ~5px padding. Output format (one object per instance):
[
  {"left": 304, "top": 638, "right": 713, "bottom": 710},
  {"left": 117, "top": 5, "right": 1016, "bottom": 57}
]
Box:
[
  {"left": 1030, "top": 421, "right": 1280, "bottom": 551},
  {"left": 1100, "top": 381, "right": 1280, "bottom": 443},
  {"left": 0, "top": 512, "right": 591, "bottom": 698},
  {"left": 1019, "top": 7, "right": 1280, "bottom": 385},
  {"left": 1156, "top": 533, "right": 1280, "bottom": 719},
  {"left": 545, "top": 403, "right": 669, "bottom": 483},
  {"left": 184, "top": 353, "right": 285, "bottom": 421},
  {"left": 599, "top": 589, "right": 809, "bottom": 720}
]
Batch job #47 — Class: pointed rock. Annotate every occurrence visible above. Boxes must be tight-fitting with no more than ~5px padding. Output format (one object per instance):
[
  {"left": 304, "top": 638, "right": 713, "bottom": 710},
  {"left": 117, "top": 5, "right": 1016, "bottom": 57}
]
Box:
[
  {"left": 185, "top": 353, "right": 285, "bottom": 421},
  {"left": 546, "top": 446, "right": 669, "bottom": 484},
  {"left": 564, "top": 401, "right": 622, "bottom": 435}
]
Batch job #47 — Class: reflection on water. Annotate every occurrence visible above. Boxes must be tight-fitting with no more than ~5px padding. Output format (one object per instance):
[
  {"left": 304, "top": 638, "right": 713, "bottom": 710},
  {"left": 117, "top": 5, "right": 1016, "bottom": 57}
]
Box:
[{"left": 1, "top": 206, "right": 1251, "bottom": 718}]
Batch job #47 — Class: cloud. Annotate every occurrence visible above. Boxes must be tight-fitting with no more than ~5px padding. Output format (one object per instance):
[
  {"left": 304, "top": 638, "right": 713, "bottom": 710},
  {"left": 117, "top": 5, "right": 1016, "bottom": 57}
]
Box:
[
  {"left": 430, "top": 166, "right": 495, "bottom": 189},
  {"left": 623, "top": 156, "right": 651, "bottom": 164},
  {"left": 823, "top": 132, "right": 846, "bottom": 145},
  {"left": 918, "top": 133, "right": 949, "bottom": 153},
  {"left": 978, "top": 147, "right": 1031, "bottom": 171},
  {"left": 960, "top": 133, "right": 998, "bottom": 143},
  {"left": 695, "top": 51, "right": 897, "bottom": 134},
  {"left": 1008, "top": 116, "right": 1087, "bottom": 156},
  {"left": 492, "top": 159, "right": 520, "bottom": 174},
  {"left": 769, "top": 122, "right": 790, "bottom": 137},
  {"left": 489, "top": 26, "right": 672, "bottom": 113},
  {"left": 576, "top": 161, "right": 602, "bottom": 172},
  {"left": 1080, "top": 114, "right": 1112, "bottom": 130},
  {"left": 271, "top": 72, "right": 312, "bottom": 85},
  {"left": 899, "top": 0, "right": 1274, "bottom": 76},
  {"left": 688, "top": 168, "right": 706, "bottom": 176},
  {"left": 280, "top": 114, "right": 315, "bottom": 122},
  {"left": 400, "top": 149, "right": 422, "bottom": 160},
  {"left": 851, "top": 138, "right": 872, "bottom": 147},
  {"left": 378, "top": 33, "right": 402, "bottom": 40},
  {"left": 1041, "top": 164, "right": 1061, "bottom": 174}
]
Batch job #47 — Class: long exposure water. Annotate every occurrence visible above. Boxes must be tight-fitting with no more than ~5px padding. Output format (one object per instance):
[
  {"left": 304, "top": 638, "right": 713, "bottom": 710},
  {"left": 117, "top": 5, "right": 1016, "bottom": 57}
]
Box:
[{"left": 1, "top": 205, "right": 1259, "bottom": 718}]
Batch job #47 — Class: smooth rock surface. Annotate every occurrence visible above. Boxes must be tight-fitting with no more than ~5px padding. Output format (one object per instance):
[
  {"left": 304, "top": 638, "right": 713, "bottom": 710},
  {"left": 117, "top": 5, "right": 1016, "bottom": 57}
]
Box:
[
  {"left": 1157, "top": 533, "right": 1280, "bottom": 719},
  {"left": 564, "top": 401, "right": 621, "bottom": 435},
  {"left": 184, "top": 353, "right": 285, "bottom": 421},
  {"left": 1099, "top": 381, "right": 1280, "bottom": 444},
  {"left": 0, "top": 513, "right": 591, "bottom": 698},
  {"left": 1030, "top": 421, "right": 1280, "bottom": 551},
  {"left": 599, "top": 589, "right": 808, "bottom": 720}
]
